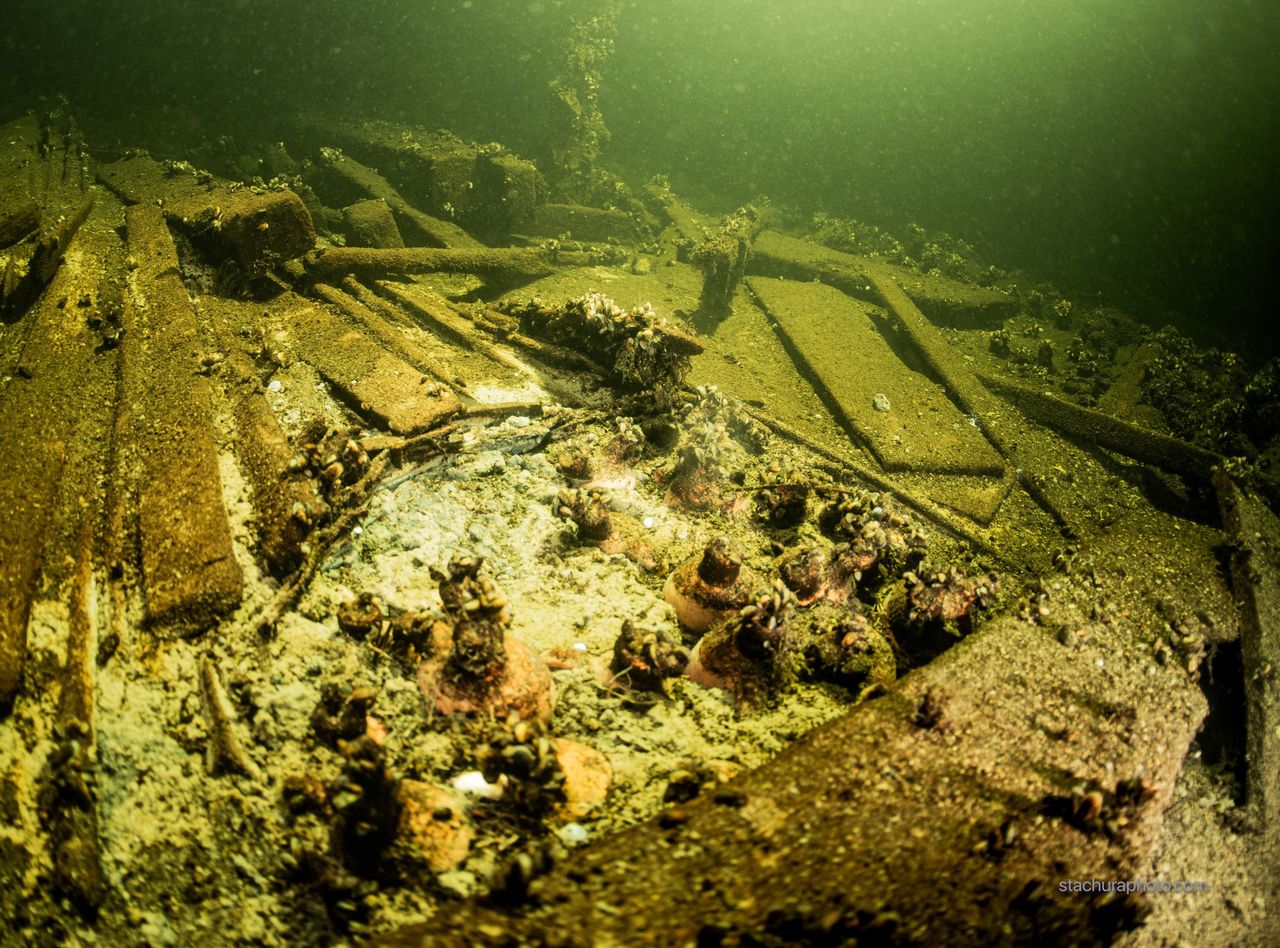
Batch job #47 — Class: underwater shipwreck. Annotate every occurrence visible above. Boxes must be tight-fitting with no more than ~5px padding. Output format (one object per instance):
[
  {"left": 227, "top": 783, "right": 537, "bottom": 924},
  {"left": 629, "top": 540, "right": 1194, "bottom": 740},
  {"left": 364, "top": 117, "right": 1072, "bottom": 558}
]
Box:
[{"left": 1, "top": 7, "right": 1279, "bottom": 946}]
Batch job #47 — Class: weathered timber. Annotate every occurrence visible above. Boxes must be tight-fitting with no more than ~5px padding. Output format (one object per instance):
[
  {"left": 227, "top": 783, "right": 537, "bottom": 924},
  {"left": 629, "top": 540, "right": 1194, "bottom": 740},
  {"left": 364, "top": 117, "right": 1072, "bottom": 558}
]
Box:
[
  {"left": 0, "top": 115, "right": 43, "bottom": 208},
  {"left": 171, "top": 188, "right": 315, "bottom": 278},
  {"left": 0, "top": 212, "right": 114, "bottom": 707},
  {"left": 343, "top": 198, "right": 405, "bottom": 249},
  {"left": 199, "top": 657, "right": 262, "bottom": 781},
  {"left": 749, "top": 276, "right": 1005, "bottom": 476},
  {"left": 97, "top": 153, "right": 214, "bottom": 206},
  {"left": 1215, "top": 473, "right": 1280, "bottom": 941},
  {"left": 317, "top": 149, "right": 484, "bottom": 249},
  {"left": 311, "top": 280, "right": 462, "bottom": 391},
  {"left": 691, "top": 206, "right": 764, "bottom": 319},
  {"left": 209, "top": 332, "right": 325, "bottom": 579},
  {"left": 1096, "top": 341, "right": 1164, "bottom": 427},
  {"left": 339, "top": 275, "right": 413, "bottom": 328},
  {"left": 644, "top": 182, "right": 715, "bottom": 241},
  {"left": 524, "top": 202, "right": 642, "bottom": 244},
  {"left": 0, "top": 189, "right": 95, "bottom": 322},
  {"left": 376, "top": 281, "right": 588, "bottom": 406},
  {"left": 588, "top": 256, "right": 1008, "bottom": 525},
  {"left": 747, "top": 409, "right": 1004, "bottom": 555},
  {"left": 377, "top": 280, "right": 549, "bottom": 373},
  {"left": 99, "top": 154, "right": 316, "bottom": 276},
  {"left": 245, "top": 452, "right": 391, "bottom": 639},
  {"left": 644, "top": 185, "right": 1016, "bottom": 326},
  {"left": 294, "top": 117, "right": 542, "bottom": 241},
  {"left": 0, "top": 417, "right": 64, "bottom": 709},
  {"left": 863, "top": 263, "right": 1072, "bottom": 529},
  {"left": 281, "top": 295, "right": 462, "bottom": 435},
  {"left": 303, "top": 245, "right": 591, "bottom": 285},
  {"left": 0, "top": 196, "right": 39, "bottom": 248},
  {"left": 751, "top": 228, "right": 1019, "bottom": 327},
  {"left": 42, "top": 518, "right": 105, "bottom": 917},
  {"left": 39, "top": 110, "right": 94, "bottom": 213},
  {"left": 981, "top": 371, "right": 1224, "bottom": 480},
  {"left": 122, "top": 203, "right": 243, "bottom": 633},
  {"left": 377, "top": 615, "right": 1203, "bottom": 946}
]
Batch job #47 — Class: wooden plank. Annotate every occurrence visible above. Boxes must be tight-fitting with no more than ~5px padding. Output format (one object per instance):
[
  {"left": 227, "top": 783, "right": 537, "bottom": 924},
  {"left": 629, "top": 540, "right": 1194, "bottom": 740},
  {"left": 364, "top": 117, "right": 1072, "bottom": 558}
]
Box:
[
  {"left": 303, "top": 245, "right": 590, "bottom": 285},
  {"left": 312, "top": 280, "right": 462, "bottom": 390},
  {"left": 317, "top": 150, "right": 484, "bottom": 249},
  {"left": 377, "top": 616, "right": 1205, "bottom": 946},
  {"left": 1096, "top": 341, "right": 1165, "bottom": 428},
  {"left": 122, "top": 203, "right": 243, "bottom": 633},
  {"left": 0, "top": 261, "right": 78, "bottom": 709},
  {"left": 292, "top": 116, "right": 541, "bottom": 242},
  {"left": 1215, "top": 473, "right": 1280, "bottom": 942},
  {"left": 749, "top": 276, "right": 1004, "bottom": 476},
  {"left": 44, "top": 518, "right": 105, "bottom": 916},
  {"left": 99, "top": 155, "right": 315, "bottom": 277},
  {"left": 645, "top": 187, "right": 1016, "bottom": 327},
  {"left": 498, "top": 264, "right": 1011, "bottom": 527},
  {"left": 862, "top": 262, "right": 1076, "bottom": 531},
  {"left": 981, "top": 371, "right": 1223, "bottom": 481},
  {"left": 282, "top": 297, "right": 461, "bottom": 435},
  {"left": 751, "top": 228, "right": 1018, "bottom": 328},
  {"left": 0, "top": 195, "right": 118, "bottom": 711},
  {"left": 525, "top": 203, "right": 641, "bottom": 243},
  {"left": 0, "top": 115, "right": 43, "bottom": 209}
]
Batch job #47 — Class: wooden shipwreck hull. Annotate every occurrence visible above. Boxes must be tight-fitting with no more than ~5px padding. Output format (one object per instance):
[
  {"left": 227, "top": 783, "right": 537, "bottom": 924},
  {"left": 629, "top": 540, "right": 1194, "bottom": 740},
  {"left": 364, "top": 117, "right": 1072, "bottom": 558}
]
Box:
[{"left": 0, "top": 109, "right": 1273, "bottom": 945}]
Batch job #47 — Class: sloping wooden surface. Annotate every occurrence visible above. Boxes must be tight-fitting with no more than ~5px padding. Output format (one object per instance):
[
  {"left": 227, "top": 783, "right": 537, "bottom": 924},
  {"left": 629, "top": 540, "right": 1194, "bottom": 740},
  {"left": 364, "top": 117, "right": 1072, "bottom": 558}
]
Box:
[
  {"left": 749, "top": 275, "right": 1005, "bottom": 476},
  {"left": 377, "top": 615, "right": 1206, "bottom": 947}
]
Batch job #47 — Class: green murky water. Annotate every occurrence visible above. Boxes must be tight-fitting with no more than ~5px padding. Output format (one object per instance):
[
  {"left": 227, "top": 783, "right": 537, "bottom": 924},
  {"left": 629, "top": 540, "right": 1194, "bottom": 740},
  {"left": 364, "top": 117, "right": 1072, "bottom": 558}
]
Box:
[{"left": 5, "top": 0, "right": 1278, "bottom": 351}]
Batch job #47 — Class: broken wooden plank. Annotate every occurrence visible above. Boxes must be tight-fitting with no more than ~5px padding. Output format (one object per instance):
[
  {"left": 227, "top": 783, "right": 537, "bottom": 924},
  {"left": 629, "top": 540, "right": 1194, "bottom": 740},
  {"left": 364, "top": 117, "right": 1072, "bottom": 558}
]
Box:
[
  {"left": 749, "top": 276, "right": 1005, "bottom": 477},
  {"left": 0, "top": 115, "right": 43, "bottom": 210},
  {"left": 377, "top": 615, "right": 1204, "bottom": 946},
  {"left": 41, "top": 518, "right": 105, "bottom": 917},
  {"left": 343, "top": 198, "right": 405, "bottom": 249},
  {"left": 1214, "top": 475, "right": 1280, "bottom": 920},
  {"left": 377, "top": 281, "right": 588, "bottom": 406},
  {"left": 100, "top": 154, "right": 316, "bottom": 277},
  {"left": 644, "top": 181, "right": 716, "bottom": 241},
  {"left": 0, "top": 201, "right": 126, "bottom": 711},
  {"left": 0, "top": 284, "right": 74, "bottom": 709},
  {"left": 294, "top": 117, "right": 542, "bottom": 241},
  {"left": 524, "top": 203, "right": 642, "bottom": 244},
  {"left": 1095, "top": 341, "right": 1165, "bottom": 428},
  {"left": 281, "top": 296, "right": 461, "bottom": 435},
  {"left": 193, "top": 306, "right": 327, "bottom": 581},
  {"left": 37, "top": 221, "right": 123, "bottom": 909},
  {"left": 122, "top": 203, "right": 243, "bottom": 633},
  {"left": 692, "top": 206, "right": 763, "bottom": 319},
  {"left": 750, "top": 410, "right": 1006, "bottom": 554},
  {"left": 496, "top": 263, "right": 1011, "bottom": 526},
  {"left": 317, "top": 148, "right": 484, "bottom": 249},
  {"left": 97, "top": 153, "right": 215, "bottom": 206},
  {"left": 751, "top": 228, "right": 1019, "bottom": 327},
  {"left": 377, "top": 281, "right": 554, "bottom": 374},
  {"left": 644, "top": 186, "right": 1016, "bottom": 327},
  {"left": 303, "top": 245, "right": 591, "bottom": 285},
  {"left": 981, "top": 371, "right": 1223, "bottom": 481},
  {"left": 892, "top": 469, "right": 1013, "bottom": 529},
  {"left": 862, "top": 263, "right": 1073, "bottom": 530},
  {"left": 311, "top": 280, "right": 462, "bottom": 391},
  {"left": 0, "top": 196, "right": 39, "bottom": 248},
  {"left": 199, "top": 657, "right": 262, "bottom": 781},
  {"left": 1, "top": 189, "right": 95, "bottom": 322}
]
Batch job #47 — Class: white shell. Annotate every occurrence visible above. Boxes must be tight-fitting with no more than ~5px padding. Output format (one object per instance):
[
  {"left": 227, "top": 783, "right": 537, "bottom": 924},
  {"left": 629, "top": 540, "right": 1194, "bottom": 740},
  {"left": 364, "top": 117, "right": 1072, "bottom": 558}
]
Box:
[{"left": 451, "top": 770, "right": 504, "bottom": 800}]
